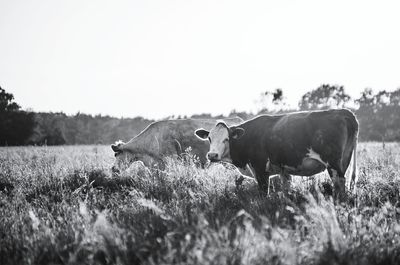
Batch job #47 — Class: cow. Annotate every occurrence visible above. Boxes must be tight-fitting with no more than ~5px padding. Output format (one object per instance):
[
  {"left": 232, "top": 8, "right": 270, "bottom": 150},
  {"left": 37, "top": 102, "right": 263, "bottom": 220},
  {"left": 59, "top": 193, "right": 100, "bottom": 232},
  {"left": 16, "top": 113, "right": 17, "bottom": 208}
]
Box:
[
  {"left": 111, "top": 117, "right": 243, "bottom": 173},
  {"left": 195, "top": 109, "right": 359, "bottom": 201}
]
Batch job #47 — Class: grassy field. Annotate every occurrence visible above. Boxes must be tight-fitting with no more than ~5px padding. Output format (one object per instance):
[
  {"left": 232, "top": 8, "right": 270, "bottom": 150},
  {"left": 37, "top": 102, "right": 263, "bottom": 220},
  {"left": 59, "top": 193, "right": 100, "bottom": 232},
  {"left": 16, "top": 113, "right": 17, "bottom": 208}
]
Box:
[{"left": 1, "top": 143, "right": 400, "bottom": 265}]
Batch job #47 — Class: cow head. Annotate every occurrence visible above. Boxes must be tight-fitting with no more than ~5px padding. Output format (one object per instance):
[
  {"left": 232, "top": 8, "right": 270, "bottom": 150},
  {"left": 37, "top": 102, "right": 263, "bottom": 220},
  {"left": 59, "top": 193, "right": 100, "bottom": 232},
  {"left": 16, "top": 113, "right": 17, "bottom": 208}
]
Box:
[
  {"left": 195, "top": 122, "right": 245, "bottom": 163},
  {"left": 111, "top": 140, "right": 159, "bottom": 174},
  {"left": 111, "top": 141, "right": 134, "bottom": 173}
]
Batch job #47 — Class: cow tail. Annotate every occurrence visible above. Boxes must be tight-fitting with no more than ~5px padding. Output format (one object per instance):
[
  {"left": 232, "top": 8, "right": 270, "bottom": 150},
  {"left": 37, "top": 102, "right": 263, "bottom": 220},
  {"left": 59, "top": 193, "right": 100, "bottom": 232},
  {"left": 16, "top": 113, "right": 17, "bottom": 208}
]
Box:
[
  {"left": 348, "top": 112, "right": 359, "bottom": 194},
  {"left": 344, "top": 109, "right": 359, "bottom": 194},
  {"left": 350, "top": 137, "right": 358, "bottom": 193}
]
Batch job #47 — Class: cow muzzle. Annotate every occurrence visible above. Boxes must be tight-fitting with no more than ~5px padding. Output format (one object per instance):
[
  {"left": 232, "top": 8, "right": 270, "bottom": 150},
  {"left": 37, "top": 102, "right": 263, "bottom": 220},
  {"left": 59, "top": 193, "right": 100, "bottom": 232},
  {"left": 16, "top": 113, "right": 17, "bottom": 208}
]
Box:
[{"left": 207, "top": 152, "right": 220, "bottom": 162}]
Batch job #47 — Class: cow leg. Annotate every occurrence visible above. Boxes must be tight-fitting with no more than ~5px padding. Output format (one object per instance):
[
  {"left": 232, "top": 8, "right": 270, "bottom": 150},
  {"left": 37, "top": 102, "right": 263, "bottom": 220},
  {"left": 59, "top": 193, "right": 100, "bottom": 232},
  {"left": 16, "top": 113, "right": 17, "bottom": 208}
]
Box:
[
  {"left": 254, "top": 166, "right": 269, "bottom": 191},
  {"left": 327, "top": 167, "right": 346, "bottom": 202},
  {"left": 235, "top": 166, "right": 256, "bottom": 187},
  {"left": 280, "top": 172, "right": 292, "bottom": 192}
]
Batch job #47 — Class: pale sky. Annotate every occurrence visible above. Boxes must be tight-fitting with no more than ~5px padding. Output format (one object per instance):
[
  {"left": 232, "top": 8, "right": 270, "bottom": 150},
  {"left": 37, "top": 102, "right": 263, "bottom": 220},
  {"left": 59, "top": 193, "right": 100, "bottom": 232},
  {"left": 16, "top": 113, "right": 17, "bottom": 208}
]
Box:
[{"left": 1, "top": 0, "right": 399, "bottom": 119}]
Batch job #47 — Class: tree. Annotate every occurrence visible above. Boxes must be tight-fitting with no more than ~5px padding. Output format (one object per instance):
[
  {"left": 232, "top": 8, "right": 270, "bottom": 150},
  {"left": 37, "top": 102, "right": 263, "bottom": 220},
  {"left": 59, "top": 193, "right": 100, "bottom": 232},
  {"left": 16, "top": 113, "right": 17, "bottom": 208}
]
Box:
[
  {"left": 356, "top": 88, "right": 375, "bottom": 109},
  {"left": 258, "top": 88, "right": 286, "bottom": 114},
  {"left": 270, "top": 88, "right": 283, "bottom": 103},
  {"left": 355, "top": 88, "right": 400, "bottom": 141},
  {"left": 389, "top": 88, "right": 400, "bottom": 106},
  {"left": 0, "top": 87, "right": 35, "bottom": 145},
  {"left": 0, "top": 87, "right": 20, "bottom": 112},
  {"left": 299, "top": 84, "right": 351, "bottom": 110}
]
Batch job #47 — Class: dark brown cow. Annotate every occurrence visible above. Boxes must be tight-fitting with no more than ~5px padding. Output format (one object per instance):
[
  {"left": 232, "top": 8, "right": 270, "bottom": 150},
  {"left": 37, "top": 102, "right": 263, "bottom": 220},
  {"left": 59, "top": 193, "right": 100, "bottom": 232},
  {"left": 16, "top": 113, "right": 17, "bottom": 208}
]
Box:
[
  {"left": 111, "top": 117, "right": 243, "bottom": 173},
  {"left": 195, "top": 109, "right": 359, "bottom": 200}
]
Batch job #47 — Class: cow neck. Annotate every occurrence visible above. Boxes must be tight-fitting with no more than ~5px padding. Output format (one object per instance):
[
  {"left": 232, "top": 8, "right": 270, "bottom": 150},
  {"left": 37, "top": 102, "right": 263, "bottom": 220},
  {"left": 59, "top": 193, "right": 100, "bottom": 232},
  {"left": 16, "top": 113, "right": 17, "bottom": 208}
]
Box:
[
  {"left": 123, "top": 124, "right": 161, "bottom": 158},
  {"left": 229, "top": 115, "right": 273, "bottom": 168},
  {"left": 229, "top": 122, "right": 255, "bottom": 168}
]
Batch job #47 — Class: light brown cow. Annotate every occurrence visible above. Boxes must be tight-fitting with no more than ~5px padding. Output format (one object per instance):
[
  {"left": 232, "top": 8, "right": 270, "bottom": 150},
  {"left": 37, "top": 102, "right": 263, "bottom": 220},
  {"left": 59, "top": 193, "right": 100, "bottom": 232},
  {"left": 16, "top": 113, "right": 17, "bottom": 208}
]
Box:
[{"left": 111, "top": 117, "right": 243, "bottom": 173}]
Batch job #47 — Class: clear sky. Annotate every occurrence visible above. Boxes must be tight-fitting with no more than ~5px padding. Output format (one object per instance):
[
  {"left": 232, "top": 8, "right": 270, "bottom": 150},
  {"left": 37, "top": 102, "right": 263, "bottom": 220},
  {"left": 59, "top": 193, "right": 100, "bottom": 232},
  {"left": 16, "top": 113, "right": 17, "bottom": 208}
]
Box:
[{"left": 1, "top": 0, "right": 399, "bottom": 119}]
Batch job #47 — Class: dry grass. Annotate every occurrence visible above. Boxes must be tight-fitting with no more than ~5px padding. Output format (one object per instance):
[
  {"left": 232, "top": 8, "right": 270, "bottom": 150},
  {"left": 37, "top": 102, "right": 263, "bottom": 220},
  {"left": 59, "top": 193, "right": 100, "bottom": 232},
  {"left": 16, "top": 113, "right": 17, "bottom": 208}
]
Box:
[{"left": 1, "top": 143, "right": 400, "bottom": 265}]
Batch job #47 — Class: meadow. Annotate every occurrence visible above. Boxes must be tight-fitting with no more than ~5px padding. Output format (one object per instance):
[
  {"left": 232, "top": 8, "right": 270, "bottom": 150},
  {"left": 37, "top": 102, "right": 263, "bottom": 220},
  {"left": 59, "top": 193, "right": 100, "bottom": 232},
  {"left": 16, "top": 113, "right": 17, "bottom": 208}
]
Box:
[{"left": 1, "top": 143, "right": 400, "bottom": 265}]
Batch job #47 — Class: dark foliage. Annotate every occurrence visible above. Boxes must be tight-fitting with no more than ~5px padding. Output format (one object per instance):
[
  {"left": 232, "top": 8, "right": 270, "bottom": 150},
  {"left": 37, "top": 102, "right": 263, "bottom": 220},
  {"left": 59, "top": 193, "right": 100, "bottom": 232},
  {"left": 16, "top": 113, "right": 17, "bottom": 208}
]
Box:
[{"left": 0, "top": 87, "right": 35, "bottom": 145}]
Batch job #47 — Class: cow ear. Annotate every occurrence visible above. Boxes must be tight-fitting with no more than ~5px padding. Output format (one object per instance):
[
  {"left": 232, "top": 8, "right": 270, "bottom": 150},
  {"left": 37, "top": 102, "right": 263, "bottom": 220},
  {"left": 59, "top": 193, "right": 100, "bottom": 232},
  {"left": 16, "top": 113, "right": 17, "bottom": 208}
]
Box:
[
  {"left": 232, "top": 127, "right": 245, "bottom": 139},
  {"left": 195, "top": 128, "right": 210, "bottom": 140},
  {"left": 111, "top": 144, "right": 121, "bottom": 152}
]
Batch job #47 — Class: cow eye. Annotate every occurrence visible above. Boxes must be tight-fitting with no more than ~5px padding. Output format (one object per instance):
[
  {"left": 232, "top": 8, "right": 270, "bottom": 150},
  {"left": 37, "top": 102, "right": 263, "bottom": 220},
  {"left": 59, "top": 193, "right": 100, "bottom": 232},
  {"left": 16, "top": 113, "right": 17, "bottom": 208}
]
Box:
[
  {"left": 208, "top": 137, "right": 211, "bottom": 143},
  {"left": 114, "top": 151, "right": 122, "bottom": 157},
  {"left": 223, "top": 138, "right": 229, "bottom": 143}
]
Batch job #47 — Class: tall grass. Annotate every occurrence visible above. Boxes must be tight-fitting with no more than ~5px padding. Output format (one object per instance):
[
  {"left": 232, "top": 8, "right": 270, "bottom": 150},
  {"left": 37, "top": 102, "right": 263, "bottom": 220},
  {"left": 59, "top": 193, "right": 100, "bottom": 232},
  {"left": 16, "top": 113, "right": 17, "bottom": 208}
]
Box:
[{"left": 1, "top": 143, "right": 400, "bottom": 265}]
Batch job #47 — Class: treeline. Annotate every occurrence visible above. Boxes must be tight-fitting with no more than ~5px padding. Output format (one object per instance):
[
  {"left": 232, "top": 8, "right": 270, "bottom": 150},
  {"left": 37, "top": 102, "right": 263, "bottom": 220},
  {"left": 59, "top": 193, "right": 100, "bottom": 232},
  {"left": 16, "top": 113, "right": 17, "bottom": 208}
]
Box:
[
  {"left": 1, "top": 85, "right": 400, "bottom": 146},
  {"left": 356, "top": 88, "right": 400, "bottom": 141},
  {"left": 0, "top": 87, "right": 153, "bottom": 145},
  {"left": 191, "top": 85, "right": 400, "bottom": 142},
  {"left": 28, "top": 112, "right": 152, "bottom": 145}
]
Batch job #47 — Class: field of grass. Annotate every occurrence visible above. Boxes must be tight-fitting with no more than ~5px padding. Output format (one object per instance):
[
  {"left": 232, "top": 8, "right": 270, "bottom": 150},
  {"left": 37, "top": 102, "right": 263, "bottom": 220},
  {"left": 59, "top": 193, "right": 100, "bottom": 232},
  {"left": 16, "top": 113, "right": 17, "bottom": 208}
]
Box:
[{"left": 1, "top": 143, "right": 400, "bottom": 265}]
